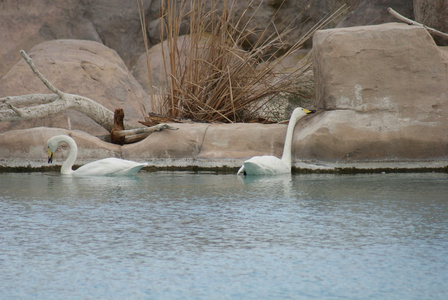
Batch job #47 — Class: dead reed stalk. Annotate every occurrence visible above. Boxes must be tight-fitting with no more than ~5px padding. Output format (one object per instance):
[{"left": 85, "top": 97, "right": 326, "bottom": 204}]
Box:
[{"left": 139, "top": 0, "right": 346, "bottom": 122}]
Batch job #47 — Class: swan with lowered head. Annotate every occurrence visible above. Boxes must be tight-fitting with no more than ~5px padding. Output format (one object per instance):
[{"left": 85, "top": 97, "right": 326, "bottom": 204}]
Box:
[
  {"left": 47, "top": 135, "right": 147, "bottom": 176},
  {"left": 237, "top": 107, "right": 315, "bottom": 176}
]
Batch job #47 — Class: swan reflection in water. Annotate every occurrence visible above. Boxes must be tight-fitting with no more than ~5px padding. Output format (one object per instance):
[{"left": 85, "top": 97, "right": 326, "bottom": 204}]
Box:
[{"left": 238, "top": 173, "right": 294, "bottom": 198}]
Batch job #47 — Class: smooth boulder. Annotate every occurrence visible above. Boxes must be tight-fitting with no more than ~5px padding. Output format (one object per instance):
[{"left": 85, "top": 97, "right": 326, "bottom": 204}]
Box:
[{"left": 297, "top": 23, "right": 448, "bottom": 162}]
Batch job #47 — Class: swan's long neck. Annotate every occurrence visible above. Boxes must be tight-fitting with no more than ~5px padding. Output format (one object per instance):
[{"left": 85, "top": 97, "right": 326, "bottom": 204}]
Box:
[
  {"left": 59, "top": 136, "right": 77, "bottom": 175},
  {"left": 281, "top": 115, "right": 300, "bottom": 169}
]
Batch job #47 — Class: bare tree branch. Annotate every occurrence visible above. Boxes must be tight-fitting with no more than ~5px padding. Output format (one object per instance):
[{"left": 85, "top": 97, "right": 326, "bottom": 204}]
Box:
[
  {"left": 388, "top": 7, "right": 448, "bottom": 39},
  {"left": 114, "top": 123, "right": 178, "bottom": 137},
  {"left": 19, "top": 50, "right": 65, "bottom": 98},
  {"left": 0, "top": 51, "right": 118, "bottom": 131},
  {"left": 0, "top": 50, "right": 178, "bottom": 141}
]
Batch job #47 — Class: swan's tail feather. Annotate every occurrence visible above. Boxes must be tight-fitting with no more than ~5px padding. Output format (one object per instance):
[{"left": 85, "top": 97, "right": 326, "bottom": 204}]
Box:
[
  {"left": 237, "top": 165, "right": 245, "bottom": 175},
  {"left": 115, "top": 163, "right": 148, "bottom": 176}
]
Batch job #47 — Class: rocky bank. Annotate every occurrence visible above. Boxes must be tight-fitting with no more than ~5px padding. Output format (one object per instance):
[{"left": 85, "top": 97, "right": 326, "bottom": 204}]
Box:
[{"left": 0, "top": 1, "right": 447, "bottom": 173}]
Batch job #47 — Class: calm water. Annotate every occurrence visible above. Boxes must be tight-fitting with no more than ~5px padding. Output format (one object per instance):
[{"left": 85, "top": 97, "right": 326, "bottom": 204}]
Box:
[{"left": 1, "top": 172, "right": 447, "bottom": 299}]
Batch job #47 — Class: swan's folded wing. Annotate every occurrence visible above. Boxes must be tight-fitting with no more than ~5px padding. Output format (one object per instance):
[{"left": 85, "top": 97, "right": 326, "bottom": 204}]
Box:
[
  {"left": 241, "top": 156, "right": 289, "bottom": 175},
  {"left": 74, "top": 158, "right": 147, "bottom": 176}
]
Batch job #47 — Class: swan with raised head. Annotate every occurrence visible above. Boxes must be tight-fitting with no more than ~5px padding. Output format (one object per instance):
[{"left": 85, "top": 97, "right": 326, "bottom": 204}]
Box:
[
  {"left": 47, "top": 135, "right": 147, "bottom": 176},
  {"left": 237, "top": 107, "right": 315, "bottom": 176}
]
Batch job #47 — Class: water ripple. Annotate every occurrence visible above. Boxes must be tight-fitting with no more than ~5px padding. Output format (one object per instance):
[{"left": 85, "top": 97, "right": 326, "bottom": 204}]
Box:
[{"left": 1, "top": 172, "right": 447, "bottom": 299}]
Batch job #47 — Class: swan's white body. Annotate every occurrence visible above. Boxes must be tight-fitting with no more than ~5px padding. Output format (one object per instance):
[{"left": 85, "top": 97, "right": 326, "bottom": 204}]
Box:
[
  {"left": 237, "top": 107, "right": 314, "bottom": 176},
  {"left": 47, "top": 135, "right": 147, "bottom": 176}
]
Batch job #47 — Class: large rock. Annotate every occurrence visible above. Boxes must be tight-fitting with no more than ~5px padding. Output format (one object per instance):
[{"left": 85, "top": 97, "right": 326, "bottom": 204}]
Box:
[
  {"left": 123, "top": 123, "right": 287, "bottom": 160},
  {"left": 0, "top": 0, "right": 152, "bottom": 78},
  {"left": 0, "top": 123, "right": 288, "bottom": 169},
  {"left": 303, "top": 23, "right": 448, "bottom": 162},
  {"left": 0, "top": 39, "right": 149, "bottom": 135}
]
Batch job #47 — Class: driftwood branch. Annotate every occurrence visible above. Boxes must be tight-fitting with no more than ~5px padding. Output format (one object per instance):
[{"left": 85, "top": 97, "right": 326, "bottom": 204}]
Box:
[
  {"left": 110, "top": 108, "right": 177, "bottom": 144},
  {"left": 1, "top": 92, "right": 117, "bottom": 131},
  {"left": 0, "top": 51, "right": 118, "bottom": 131},
  {"left": 0, "top": 50, "right": 178, "bottom": 142},
  {"left": 115, "top": 123, "right": 178, "bottom": 137},
  {"left": 2, "top": 94, "right": 57, "bottom": 106},
  {"left": 388, "top": 7, "right": 448, "bottom": 39},
  {"left": 1, "top": 95, "right": 56, "bottom": 120},
  {"left": 117, "top": 123, "right": 178, "bottom": 144},
  {"left": 19, "top": 50, "right": 64, "bottom": 98}
]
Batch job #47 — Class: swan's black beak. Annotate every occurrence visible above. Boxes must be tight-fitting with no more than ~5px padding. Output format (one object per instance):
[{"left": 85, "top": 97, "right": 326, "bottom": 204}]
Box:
[
  {"left": 48, "top": 149, "right": 53, "bottom": 164},
  {"left": 304, "top": 109, "right": 316, "bottom": 114}
]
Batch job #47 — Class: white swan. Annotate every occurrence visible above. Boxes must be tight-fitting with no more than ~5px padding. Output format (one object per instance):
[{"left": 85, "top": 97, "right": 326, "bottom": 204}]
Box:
[
  {"left": 47, "top": 135, "right": 147, "bottom": 176},
  {"left": 237, "top": 107, "right": 315, "bottom": 176}
]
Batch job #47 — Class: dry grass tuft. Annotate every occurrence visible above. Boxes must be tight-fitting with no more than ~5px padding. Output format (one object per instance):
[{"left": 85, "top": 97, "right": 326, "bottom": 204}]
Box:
[{"left": 140, "top": 0, "right": 345, "bottom": 123}]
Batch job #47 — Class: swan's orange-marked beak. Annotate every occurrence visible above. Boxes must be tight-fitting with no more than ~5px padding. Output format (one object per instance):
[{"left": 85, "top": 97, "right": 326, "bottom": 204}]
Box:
[
  {"left": 48, "top": 149, "right": 53, "bottom": 164},
  {"left": 304, "top": 109, "right": 316, "bottom": 114}
]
